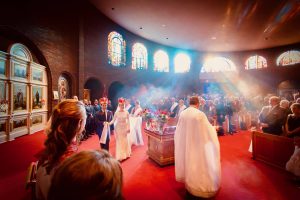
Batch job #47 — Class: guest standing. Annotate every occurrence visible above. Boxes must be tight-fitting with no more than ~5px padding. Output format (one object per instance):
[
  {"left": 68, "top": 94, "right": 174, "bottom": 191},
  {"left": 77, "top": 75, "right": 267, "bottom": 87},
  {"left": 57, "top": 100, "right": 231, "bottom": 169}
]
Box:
[
  {"left": 176, "top": 99, "right": 186, "bottom": 117},
  {"left": 285, "top": 103, "right": 300, "bottom": 138},
  {"left": 169, "top": 97, "right": 178, "bottom": 118},
  {"left": 259, "top": 96, "right": 287, "bottom": 135},
  {"left": 36, "top": 100, "right": 86, "bottom": 200}
]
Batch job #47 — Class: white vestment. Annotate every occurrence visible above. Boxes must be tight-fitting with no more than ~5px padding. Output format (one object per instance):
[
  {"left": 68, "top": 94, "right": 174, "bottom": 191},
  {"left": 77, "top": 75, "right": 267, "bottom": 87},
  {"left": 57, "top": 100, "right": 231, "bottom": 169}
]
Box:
[
  {"left": 129, "top": 106, "right": 144, "bottom": 145},
  {"left": 175, "top": 107, "right": 221, "bottom": 198}
]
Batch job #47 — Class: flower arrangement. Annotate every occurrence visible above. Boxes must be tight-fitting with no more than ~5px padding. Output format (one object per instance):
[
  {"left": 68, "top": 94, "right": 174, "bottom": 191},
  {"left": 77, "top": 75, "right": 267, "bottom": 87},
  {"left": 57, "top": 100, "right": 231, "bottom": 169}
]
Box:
[
  {"left": 141, "top": 108, "right": 154, "bottom": 121},
  {"left": 0, "top": 99, "right": 9, "bottom": 113},
  {"left": 41, "top": 99, "right": 46, "bottom": 106},
  {"left": 157, "top": 110, "right": 169, "bottom": 123}
]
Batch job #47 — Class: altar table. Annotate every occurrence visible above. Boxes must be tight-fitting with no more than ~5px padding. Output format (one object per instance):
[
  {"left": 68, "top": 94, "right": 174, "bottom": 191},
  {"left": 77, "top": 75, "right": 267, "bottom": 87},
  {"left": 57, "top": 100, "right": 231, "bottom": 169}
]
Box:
[{"left": 144, "top": 126, "right": 176, "bottom": 166}]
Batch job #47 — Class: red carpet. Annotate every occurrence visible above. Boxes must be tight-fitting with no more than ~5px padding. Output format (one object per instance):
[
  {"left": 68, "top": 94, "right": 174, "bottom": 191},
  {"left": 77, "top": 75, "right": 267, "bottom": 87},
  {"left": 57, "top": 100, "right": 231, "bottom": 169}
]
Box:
[{"left": 0, "top": 130, "right": 299, "bottom": 200}]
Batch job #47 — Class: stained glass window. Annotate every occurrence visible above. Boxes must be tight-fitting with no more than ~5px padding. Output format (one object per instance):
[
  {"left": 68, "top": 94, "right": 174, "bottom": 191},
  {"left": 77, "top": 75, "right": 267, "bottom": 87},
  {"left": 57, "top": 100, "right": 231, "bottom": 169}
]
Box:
[
  {"left": 276, "top": 50, "right": 300, "bottom": 66},
  {"left": 174, "top": 53, "right": 191, "bottom": 73},
  {"left": 108, "top": 31, "right": 126, "bottom": 67},
  {"left": 201, "top": 57, "right": 236, "bottom": 73},
  {"left": 154, "top": 50, "right": 169, "bottom": 72},
  {"left": 132, "top": 43, "right": 147, "bottom": 70},
  {"left": 245, "top": 55, "right": 267, "bottom": 70}
]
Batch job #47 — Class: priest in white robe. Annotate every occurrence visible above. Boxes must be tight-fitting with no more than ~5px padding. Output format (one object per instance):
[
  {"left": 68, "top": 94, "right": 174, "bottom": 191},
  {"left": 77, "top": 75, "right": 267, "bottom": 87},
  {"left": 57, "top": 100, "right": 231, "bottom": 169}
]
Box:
[{"left": 174, "top": 96, "right": 221, "bottom": 198}]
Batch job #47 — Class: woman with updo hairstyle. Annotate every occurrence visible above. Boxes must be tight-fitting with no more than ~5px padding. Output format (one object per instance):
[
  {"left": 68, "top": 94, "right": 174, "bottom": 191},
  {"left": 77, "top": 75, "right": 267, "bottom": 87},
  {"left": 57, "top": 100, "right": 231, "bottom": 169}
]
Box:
[
  {"left": 48, "top": 150, "right": 123, "bottom": 200},
  {"left": 36, "top": 99, "right": 86, "bottom": 200}
]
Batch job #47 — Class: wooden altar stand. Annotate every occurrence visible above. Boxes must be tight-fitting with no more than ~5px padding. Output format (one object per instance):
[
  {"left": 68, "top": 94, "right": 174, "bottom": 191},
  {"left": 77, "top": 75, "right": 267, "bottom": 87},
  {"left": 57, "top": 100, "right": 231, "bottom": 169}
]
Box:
[{"left": 145, "top": 126, "right": 176, "bottom": 166}]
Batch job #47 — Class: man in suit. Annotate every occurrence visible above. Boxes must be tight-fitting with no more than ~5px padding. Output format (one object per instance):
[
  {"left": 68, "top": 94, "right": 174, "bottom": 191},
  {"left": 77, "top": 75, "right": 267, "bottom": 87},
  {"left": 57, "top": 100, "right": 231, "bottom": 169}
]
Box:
[
  {"left": 82, "top": 99, "right": 94, "bottom": 140},
  {"left": 94, "top": 97, "right": 113, "bottom": 151},
  {"left": 259, "top": 96, "right": 287, "bottom": 135},
  {"left": 169, "top": 97, "right": 179, "bottom": 118}
]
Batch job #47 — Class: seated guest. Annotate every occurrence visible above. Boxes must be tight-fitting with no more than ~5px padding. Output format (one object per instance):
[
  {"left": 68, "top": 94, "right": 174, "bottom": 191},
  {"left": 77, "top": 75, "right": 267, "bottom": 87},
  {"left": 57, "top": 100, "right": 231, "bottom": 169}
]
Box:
[
  {"left": 169, "top": 97, "right": 178, "bottom": 118},
  {"left": 48, "top": 150, "right": 123, "bottom": 200},
  {"left": 285, "top": 103, "right": 300, "bottom": 138},
  {"left": 36, "top": 100, "right": 86, "bottom": 200},
  {"left": 258, "top": 96, "right": 287, "bottom": 135}
]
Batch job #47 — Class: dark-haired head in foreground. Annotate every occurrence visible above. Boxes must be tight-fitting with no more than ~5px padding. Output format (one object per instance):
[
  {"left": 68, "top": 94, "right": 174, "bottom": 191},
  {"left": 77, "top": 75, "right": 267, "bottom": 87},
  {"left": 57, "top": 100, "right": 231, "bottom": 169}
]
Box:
[{"left": 48, "top": 150, "right": 123, "bottom": 200}]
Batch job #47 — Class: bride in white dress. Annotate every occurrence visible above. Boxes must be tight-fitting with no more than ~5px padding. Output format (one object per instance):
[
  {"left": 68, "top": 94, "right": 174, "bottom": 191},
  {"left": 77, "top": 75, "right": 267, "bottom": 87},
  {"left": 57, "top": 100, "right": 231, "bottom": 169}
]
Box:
[{"left": 108, "top": 98, "right": 131, "bottom": 161}]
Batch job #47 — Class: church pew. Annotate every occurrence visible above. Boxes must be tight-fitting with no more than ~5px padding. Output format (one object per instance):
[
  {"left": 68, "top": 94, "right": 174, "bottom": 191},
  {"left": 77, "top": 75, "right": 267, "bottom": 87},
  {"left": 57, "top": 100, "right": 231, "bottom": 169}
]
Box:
[{"left": 252, "top": 131, "right": 295, "bottom": 170}]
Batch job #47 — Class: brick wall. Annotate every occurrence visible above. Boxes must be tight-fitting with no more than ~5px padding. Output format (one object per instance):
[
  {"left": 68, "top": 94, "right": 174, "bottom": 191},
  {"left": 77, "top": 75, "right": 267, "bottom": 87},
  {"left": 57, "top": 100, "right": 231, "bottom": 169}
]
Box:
[{"left": 1, "top": 0, "right": 299, "bottom": 107}]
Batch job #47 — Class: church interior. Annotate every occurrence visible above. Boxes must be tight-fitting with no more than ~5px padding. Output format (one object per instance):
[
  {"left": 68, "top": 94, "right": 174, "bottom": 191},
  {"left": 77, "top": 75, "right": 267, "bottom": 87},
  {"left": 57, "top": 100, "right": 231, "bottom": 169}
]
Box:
[{"left": 1, "top": 0, "right": 300, "bottom": 199}]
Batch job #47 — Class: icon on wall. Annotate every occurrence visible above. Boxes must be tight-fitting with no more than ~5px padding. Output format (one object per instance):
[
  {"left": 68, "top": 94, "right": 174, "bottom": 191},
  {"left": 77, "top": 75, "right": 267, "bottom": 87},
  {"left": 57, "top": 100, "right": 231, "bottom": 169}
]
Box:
[
  {"left": 13, "top": 84, "right": 27, "bottom": 111},
  {"left": 58, "top": 75, "right": 70, "bottom": 101},
  {"left": 53, "top": 91, "right": 59, "bottom": 100},
  {"left": 32, "top": 69, "right": 43, "bottom": 82},
  {"left": 13, "top": 63, "right": 27, "bottom": 79},
  {"left": 83, "top": 89, "right": 90, "bottom": 101},
  {"left": 32, "top": 86, "right": 43, "bottom": 109}
]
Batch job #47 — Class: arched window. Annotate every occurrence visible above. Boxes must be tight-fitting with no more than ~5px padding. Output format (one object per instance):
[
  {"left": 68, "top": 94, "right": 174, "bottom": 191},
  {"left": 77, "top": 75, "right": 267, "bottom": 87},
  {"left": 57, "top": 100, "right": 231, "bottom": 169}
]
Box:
[
  {"left": 154, "top": 50, "right": 169, "bottom": 72},
  {"left": 201, "top": 57, "right": 236, "bottom": 73},
  {"left": 132, "top": 43, "right": 147, "bottom": 70},
  {"left": 276, "top": 50, "right": 300, "bottom": 66},
  {"left": 245, "top": 55, "right": 267, "bottom": 70},
  {"left": 108, "top": 31, "right": 126, "bottom": 67},
  {"left": 174, "top": 53, "right": 191, "bottom": 73}
]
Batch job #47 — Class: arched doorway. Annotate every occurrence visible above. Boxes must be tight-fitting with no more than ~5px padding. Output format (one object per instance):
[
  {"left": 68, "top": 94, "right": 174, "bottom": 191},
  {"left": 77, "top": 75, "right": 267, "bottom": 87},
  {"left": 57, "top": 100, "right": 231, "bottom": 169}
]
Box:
[
  {"left": 84, "top": 78, "right": 104, "bottom": 101},
  {"left": 278, "top": 80, "right": 300, "bottom": 101},
  {"left": 108, "top": 81, "right": 125, "bottom": 110}
]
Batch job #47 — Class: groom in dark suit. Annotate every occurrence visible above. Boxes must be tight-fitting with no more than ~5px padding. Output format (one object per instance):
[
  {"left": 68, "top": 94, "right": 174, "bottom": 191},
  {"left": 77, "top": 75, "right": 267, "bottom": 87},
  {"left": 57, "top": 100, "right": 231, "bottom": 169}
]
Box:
[{"left": 94, "top": 97, "right": 113, "bottom": 151}]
